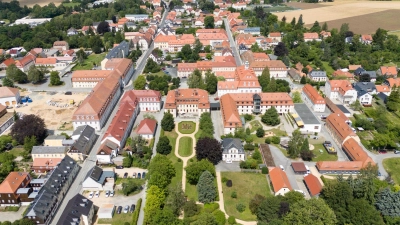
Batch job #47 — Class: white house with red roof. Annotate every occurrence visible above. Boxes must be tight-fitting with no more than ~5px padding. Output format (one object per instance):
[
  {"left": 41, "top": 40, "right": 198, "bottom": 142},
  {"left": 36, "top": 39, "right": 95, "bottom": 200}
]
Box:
[
  {"left": 302, "top": 84, "right": 326, "bottom": 112},
  {"left": 136, "top": 119, "right": 157, "bottom": 139},
  {"left": 325, "top": 80, "right": 357, "bottom": 105},
  {"left": 15, "top": 54, "right": 35, "bottom": 72},
  {"left": 0, "top": 87, "right": 21, "bottom": 106}
]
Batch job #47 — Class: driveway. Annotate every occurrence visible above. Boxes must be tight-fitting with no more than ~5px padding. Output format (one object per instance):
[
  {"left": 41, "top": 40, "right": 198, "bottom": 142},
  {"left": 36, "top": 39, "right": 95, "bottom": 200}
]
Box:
[
  {"left": 211, "top": 110, "right": 223, "bottom": 140},
  {"left": 269, "top": 145, "right": 300, "bottom": 190},
  {"left": 85, "top": 185, "right": 145, "bottom": 208},
  {"left": 215, "top": 161, "right": 241, "bottom": 172},
  {"left": 114, "top": 168, "right": 148, "bottom": 178},
  {"left": 0, "top": 206, "right": 27, "bottom": 222}
]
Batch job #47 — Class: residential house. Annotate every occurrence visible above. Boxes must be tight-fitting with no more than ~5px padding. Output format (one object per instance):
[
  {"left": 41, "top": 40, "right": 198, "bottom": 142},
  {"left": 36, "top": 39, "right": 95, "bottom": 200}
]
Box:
[
  {"left": 384, "top": 77, "right": 400, "bottom": 88},
  {"left": 149, "top": 50, "right": 164, "bottom": 64},
  {"left": 0, "top": 104, "right": 15, "bottom": 135},
  {"left": 268, "top": 32, "right": 282, "bottom": 42},
  {"left": 31, "top": 146, "right": 68, "bottom": 160},
  {"left": 217, "top": 64, "right": 261, "bottom": 97},
  {"left": 67, "top": 125, "right": 96, "bottom": 161},
  {"left": 136, "top": 119, "right": 157, "bottom": 139},
  {"left": 15, "top": 54, "right": 35, "bottom": 72},
  {"left": 325, "top": 113, "right": 359, "bottom": 146},
  {"left": 221, "top": 138, "right": 245, "bottom": 162},
  {"left": 249, "top": 60, "right": 287, "bottom": 77},
  {"left": 177, "top": 59, "right": 236, "bottom": 78},
  {"left": 360, "top": 34, "right": 373, "bottom": 44},
  {"left": 232, "top": 2, "right": 247, "bottom": 10},
  {"left": 105, "top": 41, "right": 130, "bottom": 59},
  {"left": 57, "top": 194, "right": 94, "bottom": 225},
  {"left": 304, "top": 33, "right": 320, "bottom": 42},
  {"left": 97, "top": 140, "right": 119, "bottom": 164},
  {"left": 82, "top": 166, "right": 115, "bottom": 191},
  {"left": 288, "top": 68, "right": 302, "bottom": 82},
  {"left": 325, "top": 80, "right": 357, "bottom": 105},
  {"left": 0, "top": 87, "right": 21, "bottom": 106},
  {"left": 24, "top": 156, "right": 80, "bottom": 225},
  {"left": 292, "top": 103, "right": 322, "bottom": 134},
  {"left": 67, "top": 28, "right": 78, "bottom": 36},
  {"left": 53, "top": 41, "right": 69, "bottom": 51},
  {"left": 121, "top": 90, "right": 162, "bottom": 112},
  {"left": 0, "top": 172, "right": 32, "bottom": 206},
  {"left": 125, "top": 14, "right": 149, "bottom": 21},
  {"left": 302, "top": 84, "right": 326, "bottom": 112},
  {"left": 303, "top": 174, "right": 323, "bottom": 197},
  {"left": 320, "top": 31, "right": 331, "bottom": 39},
  {"left": 269, "top": 167, "right": 293, "bottom": 196},
  {"left": 0, "top": 58, "right": 16, "bottom": 70},
  {"left": 8, "top": 47, "right": 26, "bottom": 57},
  {"left": 165, "top": 89, "right": 210, "bottom": 118},
  {"left": 354, "top": 67, "right": 377, "bottom": 82},
  {"left": 349, "top": 65, "right": 362, "bottom": 71},
  {"left": 243, "top": 27, "right": 260, "bottom": 35},
  {"left": 32, "top": 158, "right": 63, "bottom": 174},
  {"left": 379, "top": 66, "right": 398, "bottom": 77},
  {"left": 44, "top": 135, "right": 65, "bottom": 146},
  {"left": 353, "top": 82, "right": 375, "bottom": 105},
  {"left": 308, "top": 70, "right": 327, "bottom": 82},
  {"left": 375, "top": 85, "right": 391, "bottom": 96},
  {"left": 35, "top": 58, "right": 68, "bottom": 71},
  {"left": 220, "top": 93, "right": 293, "bottom": 134},
  {"left": 333, "top": 69, "right": 354, "bottom": 81}
]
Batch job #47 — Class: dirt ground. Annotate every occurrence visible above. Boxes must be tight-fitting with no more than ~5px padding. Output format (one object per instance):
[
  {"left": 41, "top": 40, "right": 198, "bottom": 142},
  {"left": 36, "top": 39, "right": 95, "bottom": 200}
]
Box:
[
  {"left": 275, "top": 1, "right": 400, "bottom": 32},
  {"left": 9, "top": 92, "right": 88, "bottom": 131},
  {"left": 286, "top": 2, "right": 329, "bottom": 10},
  {"left": 2, "top": 0, "right": 63, "bottom": 7}
]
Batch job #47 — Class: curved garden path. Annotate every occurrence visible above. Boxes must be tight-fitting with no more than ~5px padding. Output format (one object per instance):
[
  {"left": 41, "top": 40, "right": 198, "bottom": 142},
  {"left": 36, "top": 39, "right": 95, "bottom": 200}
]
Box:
[
  {"left": 174, "top": 122, "right": 199, "bottom": 191},
  {"left": 173, "top": 121, "right": 257, "bottom": 225}
]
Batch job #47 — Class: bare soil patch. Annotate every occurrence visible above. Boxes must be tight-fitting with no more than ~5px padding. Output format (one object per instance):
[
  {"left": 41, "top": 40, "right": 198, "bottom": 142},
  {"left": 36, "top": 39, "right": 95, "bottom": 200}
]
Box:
[
  {"left": 286, "top": 2, "right": 329, "bottom": 10},
  {"left": 317, "top": 9, "right": 400, "bottom": 34},
  {"left": 2, "top": 0, "right": 63, "bottom": 7}
]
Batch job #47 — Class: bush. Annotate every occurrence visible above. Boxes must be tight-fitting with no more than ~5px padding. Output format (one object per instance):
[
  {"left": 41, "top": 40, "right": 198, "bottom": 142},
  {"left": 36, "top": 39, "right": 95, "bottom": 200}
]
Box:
[
  {"left": 236, "top": 203, "right": 246, "bottom": 212},
  {"left": 226, "top": 180, "right": 232, "bottom": 187},
  {"left": 265, "top": 137, "right": 271, "bottom": 144},
  {"left": 271, "top": 136, "right": 280, "bottom": 144},
  {"left": 203, "top": 203, "right": 220, "bottom": 213},
  {"left": 245, "top": 136, "right": 253, "bottom": 143},
  {"left": 261, "top": 167, "right": 269, "bottom": 174},
  {"left": 124, "top": 222, "right": 130, "bottom": 225},
  {"left": 228, "top": 216, "right": 236, "bottom": 224},
  {"left": 131, "top": 198, "right": 142, "bottom": 225},
  {"left": 189, "top": 158, "right": 194, "bottom": 162},
  {"left": 231, "top": 191, "right": 237, "bottom": 198},
  {"left": 256, "top": 128, "right": 265, "bottom": 137},
  {"left": 184, "top": 200, "right": 199, "bottom": 217},
  {"left": 178, "top": 158, "right": 182, "bottom": 162},
  {"left": 221, "top": 177, "right": 228, "bottom": 183},
  {"left": 244, "top": 143, "right": 255, "bottom": 150},
  {"left": 213, "top": 210, "right": 226, "bottom": 225}
]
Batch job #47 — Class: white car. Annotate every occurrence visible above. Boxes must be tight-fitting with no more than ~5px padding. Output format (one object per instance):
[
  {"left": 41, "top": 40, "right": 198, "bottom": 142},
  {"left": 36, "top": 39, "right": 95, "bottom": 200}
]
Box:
[
  {"left": 226, "top": 159, "right": 232, "bottom": 164},
  {"left": 105, "top": 190, "right": 110, "bottom": 197},
  {"left": 94, "top": 191, "right": 100, "bottom": 198},
  {"left": 88, "top": 191, "right": 94, "bottom": 199},
  {"left": 123, "top": 205, "right": 129, "bottom": 213},
  {"left": 110, "top": 190, "right": 115, "bottom": 197}
]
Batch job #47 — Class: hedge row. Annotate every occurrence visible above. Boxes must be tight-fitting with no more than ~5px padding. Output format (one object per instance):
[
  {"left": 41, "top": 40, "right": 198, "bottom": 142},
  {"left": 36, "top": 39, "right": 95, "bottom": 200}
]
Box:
[{"left": 132, "top": 198, "right": 142, "bottom": 225}]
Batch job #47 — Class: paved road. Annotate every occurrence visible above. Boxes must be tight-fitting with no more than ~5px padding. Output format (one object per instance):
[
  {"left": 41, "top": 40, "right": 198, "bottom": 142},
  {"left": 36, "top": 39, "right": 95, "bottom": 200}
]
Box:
[
  {"left": 51, "top": 9, "right": 169, "bottom": 224},
  {"left": 223, "top": 18, "right": 242, "bottom": 66}
]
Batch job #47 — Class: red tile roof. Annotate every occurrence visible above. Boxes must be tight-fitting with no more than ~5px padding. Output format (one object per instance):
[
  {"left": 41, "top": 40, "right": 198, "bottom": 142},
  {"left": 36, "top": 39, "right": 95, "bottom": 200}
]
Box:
[
  {"left": 304, "top": 32, "right": 319, "bottom": 40},
  {"left": 302, "top": 84, "right": 325, "bottom": 104},
  {"left": 269, "top": 167, "right": 292, "bottom": 193},
  {"left": 165, "top": 89, "right": 210, "bottom": 109},
  {"left": 1, "top": 58, "right": 15, "bottom": 67},
  {"left": 380, "top": 66, "right": 397, "bottom": 76},
  {"left": 0, "top": 172, "right": 30, "bottom": 194},
  {"left": 303, "top": 174, "right": 322, "bottom": 196},
  {"left": 136, "top": 118, "right": 157, "bottom": 135},
  {"left": 32, "top": 158, "right": 63, "bottom": 169},
  {"left": 342, "top": 138, "right": 375, "bottom": 167},
  {"left": 0, "top": 87, "right": 19, "bottom": 98},
  {"left": 325, "top": 113, "right": 356, "bottom": 144}
]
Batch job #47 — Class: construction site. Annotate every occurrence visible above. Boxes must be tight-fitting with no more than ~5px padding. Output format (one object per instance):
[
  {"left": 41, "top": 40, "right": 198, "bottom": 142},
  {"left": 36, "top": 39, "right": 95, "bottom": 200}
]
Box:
[{"left": 10, "top": 91, "right": 88, "bottom": 131}]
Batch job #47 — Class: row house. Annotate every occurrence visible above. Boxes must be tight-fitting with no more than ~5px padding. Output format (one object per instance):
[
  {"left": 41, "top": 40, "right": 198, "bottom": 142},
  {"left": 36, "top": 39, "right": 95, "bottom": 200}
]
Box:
[
  {"left": 325, "top": 112, "right": 359, "bottom": 146},
  {"left": 35, "top": 58, "right": 68, "bottom": 71},
  {"left": 177, "top": 59, "right": 237, "bottom": 78},
  {"left": 153, "top": 34, "right": 195, "bottom": 52},
  {"left": 325, "top": 80, "right": 357, "bottom": 105},
  {"left": 249, "top": 60, "right": 287, "bottom": 77},
  {"left": 198, "top": 32, "right": 228, "bottom": 47},
  {"left": 302, "top": 84, "right": 326, "bottom": 112},
  {"left": 67, "top": 125, "right": 96, "bottom": 162},
  {"left": 268, "top": 32, "right": 282, "bottom": 42},
  {"left": 220, "top": 92, "right": 293, "bottom": 134},
  {"left": 379, "top": 66, "right": 398, "bottom": 77},
  {"left": 15, "top": 54, "right": 35, "bottom": 72},
  {"left": 308, "top": 70, "right": 327, "bottom": 82},
  {"left": 164, "top": 89, "right": 210, "bottom": 118},
  {"left": 125, "top": 14, "right": 149, "bottom": 21},
  {"left": 240, "top": 50, "right": 270, "bottom": 64},
  {"left": 217, "top": 64, "right": 261, "bottom": 97},
  {"left": 0, "top": 58, "right": 16, "bottom": 70}
]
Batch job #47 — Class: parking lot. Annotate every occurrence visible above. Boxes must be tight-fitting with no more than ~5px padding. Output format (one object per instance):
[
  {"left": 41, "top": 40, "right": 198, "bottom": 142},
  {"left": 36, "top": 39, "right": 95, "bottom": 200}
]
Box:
[
  {"left": 216, "top": 161, "right": 241, "bottom": 172},
  {"left": 113, "top": 167, "right": 148, "bottom": 179},
  {"left": 85, "top": 185, "right": 145, "bottom": 209}
]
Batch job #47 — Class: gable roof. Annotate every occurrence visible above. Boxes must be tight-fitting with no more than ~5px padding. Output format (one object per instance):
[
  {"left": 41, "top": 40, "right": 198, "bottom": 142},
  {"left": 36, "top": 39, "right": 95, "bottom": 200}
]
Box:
[
  {"left": 342, "top": 138, "right": 375, "bottom": 167},
  {"left": 98, "top": 140, "right": 118, "bottom": 155},
  {"left": 0, "top": 172, "right": 30, "bottom": 193},
  {"left": 87, "top": 166, "right": 115, "bottom": 184},
  {"left": 1, "top": 58, "right": 15, "bottom": 67},
  {"left": 325, "top": 113, "right": 355, "bottom": 143},
  {"left": 57, "top": 194, "right": 93, "bottom": 225},
  {"left": 32, "top": 146, "right": 68, "bottom": 155},
  {"left": 222, "top": 138, "right": 243, "bottom": 154},
  {"left": 0, "top": 87, "right": 19, "bottom": 98},
  {"left": 136, "top": 118, "right": 157, "bottom": 135},
  {"left": 380, "top": 66, "right": 397, "bottom": 76},
  {"left": 269, "top": 167, "right": 292, "bottom": 193},
  {"left": 353, "top": 82, "right": 376, "bottom": 93},
  {"left": 303, "top": 174, "right": 322, "bottom": 196},
  {"left": 302, "top": 84, "right": 325, "bottom": 104},
  {"left": 291, "top": 162, "right": 307, "bottom": 173}
]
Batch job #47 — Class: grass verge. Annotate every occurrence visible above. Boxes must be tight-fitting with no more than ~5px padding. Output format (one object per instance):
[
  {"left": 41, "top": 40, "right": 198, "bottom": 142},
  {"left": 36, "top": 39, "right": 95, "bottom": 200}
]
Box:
[
  {"left": 72, "top": 53, "right": 106, "bottom": 71},
  {"left": 178, "top": 136, "right": 193, "bottom": 157},
  {"left": 312, "top": 144, "right": 338, "bottom": 161},
  {"left": 249, "top": 120, "right": 263, "bottom": 133},
  {"left": 164, "top": 130, "right": 183, "bottom": 189},
  {"left": 221, "top": 172, "right": 271, "bottom": 221},
  {"left": 97, "top": 211, "right": 132, "bottom": 225},
  {"left": 383, "top": 158, "right": 400, "bottom": 184}
]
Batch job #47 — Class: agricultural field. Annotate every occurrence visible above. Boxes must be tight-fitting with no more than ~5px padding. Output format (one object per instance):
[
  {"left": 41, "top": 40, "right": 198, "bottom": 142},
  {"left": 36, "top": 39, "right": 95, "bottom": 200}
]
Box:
[
  {"left": 3, "top": 0, "right": 64, "bottom": 7},
  {"left": 274, "top": 2, "right": 400, "bottom": 34}
]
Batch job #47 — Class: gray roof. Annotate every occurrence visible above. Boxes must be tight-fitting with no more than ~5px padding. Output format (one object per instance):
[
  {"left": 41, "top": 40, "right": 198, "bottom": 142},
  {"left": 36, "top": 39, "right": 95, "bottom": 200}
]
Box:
[
  {"left": 45, "top": 135, "right": 65, "bottom": 140},
  {"left": 25, "top": 156, "right": 80, "bottom": 221},
  {"left": 87, "top": 166, "right": 115, "bottom": 184},
  {"left": 336, "top": 104, "right": 350, "bottom": 114},
  {"left": 309, "top": 70, "right": 327, "bottom": 77},
  {"left": 30, "top": 179, "right": 46, "bottom": 184},
  {"left": 222, "top": 138, "right": 244, "bottom": 154},
  {"left": 32, "top": 146, "right": 68, "bottom": 154},
  {"left": 57, "top": 194, "right": 93, "bottom": 225},
  {"left": 268, "top": 54, "right": 278, "bottom": 60},
  {"left": 16, "top": 188, "right": 31, "bottom": 194},
  {"left": 294, "top": 104, "right": 320, "bottom": 125},
  {"left": 71, "top": 125, "right": 96, "bottom": 153},
  {"left": 363, "top": 71, "right": 377, "bottom": 78},
  {"left": 105, "top": 40, "right": 130, "bottom": 59},
  {"left": 244, "top": 27, "right": 260, "bottom": 32},
  {"left": 353, "top": 82, "right": 376, "bottom": 93}
]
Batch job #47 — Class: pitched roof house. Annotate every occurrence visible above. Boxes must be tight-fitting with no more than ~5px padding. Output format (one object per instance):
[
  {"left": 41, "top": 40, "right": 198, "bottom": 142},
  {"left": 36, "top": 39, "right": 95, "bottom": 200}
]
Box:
[
  {"left": 136, "top": 118, "right": 157, "bottom": 139},
  {"left": 221, "top": 138, "right": 245, "bottom": 162},
  {"left": 0, "top": 172, "right": 32, "bottom": 206},
  {"left": 82, "top": 166, "right": 115, "bottom": 191},
  {"left": 303, "top": 174, "right": 323, "bottom": 197},
  {"left": 57, "top": 194, "right": 94, "bottom": 225},
  {"left": 269, "top": 167, "right": 293, "bottom": 196}
]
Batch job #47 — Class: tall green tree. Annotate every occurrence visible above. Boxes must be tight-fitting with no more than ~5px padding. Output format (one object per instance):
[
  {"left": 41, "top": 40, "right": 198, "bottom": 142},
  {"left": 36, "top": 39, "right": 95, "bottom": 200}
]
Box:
[
  {"left": 49, "top": 71, "right": 62, "bottom": 86},
  {"left": 266, "top": 77, "right": 277, "bottom": 92},
  {"left": 144, "top": 185, "right": 166, "bottom": 223},
  {"left": 258, "top": 67, "right": 270, "bottom": 92},
  {"left": 161, "top": 112, "right": 175, "bottom": 131},
  {"left": 287, "top": 130, "right": 303, "bottom": 158},
  {"left": 156, "top": 136, "right": 172, "bottom": 155},
  {"left": 27, "top": 65, "right": 44, "bottom": 83},
  {"left": 283, "top": 198, "right": 337, "bottom": 225},
  {"left": 310, "top": 21, "right": 321, "bottom": 32},
  {"left": 204, "top": 70, "right": 218, "bottom": 94},
  {"left": 147, "top": 154, "right": 176, "bottom": 190},
  {"left": 261, "top": 106, "right": 280, "bottom": 126},
  {"left": 23, "top": 136, "right": 36, "bottom": 152},
  {"left": 197, "top": 170, "right": 217, "bottom": 204},
  {"left": 134, "top": 75, "right": 147, "bottom": 90},
  {"left": 2, "top": 77, "right": 14, "bottom": 87},
  {"left": 204, "top": 16, "right": 215, "bottom": 28},
  {"left": 165, "top": 183, "right": 186, "bottom": 216},
  {"left": 192, "top": 213, "right": 218, "bottom": 225},
  {"left": 6, "top": 64, "right": 27, "bottom": 83},
  {"left": 188, "top": 69, "right": 204, "bottom": 89},
  {"left": 256, "top": 196, "right": 281, "bottom": 223},
  {"left": 186, "top": 159, "right": 216, "bottom": 184}
]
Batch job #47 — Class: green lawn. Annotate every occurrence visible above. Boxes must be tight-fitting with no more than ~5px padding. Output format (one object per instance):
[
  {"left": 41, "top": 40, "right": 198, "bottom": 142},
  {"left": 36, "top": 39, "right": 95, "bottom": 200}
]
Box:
[
  {"left": 8, "top": 147, "right": 25, "bottom": 157},
  {"left": 185, "top": 157, "right": 198, "bottom": 201},
  {"left": 383, "top": 158, "right": 400, "bottom": 184},
  {"left": 164, "top": 130, "right": 183, "bottom": 189},
  {"left": 221, "top": 172, "right": 271, "bottom": 221},
  {"left": 249, "top": 120, "right": 263, "bottom": 133},
  {"left": 178, "top": 136, "right": 193, "bottom": 157},
  {"left": 322, "top": 61, "right": 334, "bottom": 75},
  {"left": 267, "top": 128, "right": 287, "bottom": 137},
  {"left": 178, "top": 121, "right": 196, "bottom": 134},
  {"left": 72, "top": 53, "right": 106, "bottom": 71},
  {"left": 97, "top": 212, "right": 132, "bottom": 225},
  {"left": 312, "top": 144, "right": 338, "bottom": 162},
  {"left": 251, "top": 134, "right": 265, "bottom": 144},
  {"left": 62, "top": 2, "right": 81, "bottom": 7},
  {"left": 194, "top": 129, "right": 203, "bottom": 141}
]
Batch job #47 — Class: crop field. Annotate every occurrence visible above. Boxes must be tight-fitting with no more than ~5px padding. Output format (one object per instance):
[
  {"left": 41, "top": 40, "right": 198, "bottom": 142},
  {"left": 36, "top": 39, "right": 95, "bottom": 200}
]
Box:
[
  {"left": 275, "top": 1, "right": 400, "bottom": 33},
  {"left": 3, "top": 0, "right": 64, "bottom": 7}
]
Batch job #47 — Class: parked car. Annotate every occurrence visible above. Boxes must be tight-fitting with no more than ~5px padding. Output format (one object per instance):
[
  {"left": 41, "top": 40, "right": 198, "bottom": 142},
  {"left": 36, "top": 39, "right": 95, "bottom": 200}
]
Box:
[
  {"left": 117, "top": 206, "right": 122, "bottom": 214},
  {"left": 65, "top": 91, "right": 72, "bottom": 95},
  {"left": 94, "top": 191, "right": 100, "bottom": 198},
  {"left": 123, "top": 172, "right": 128, "bottom": 178},
  {"left": 116, "top": 166, "right": 124, "bottom": 169},
  {"left": 162, "top": 67, "right": 166, "bottom": 70},
  {"left": 88, "top": 191, "right": 94, "bottom": 199},
  {"left": 105, "top": 190, "right": 110, "bottom": 197},
  {"left": 214, "top": 97, "right": 219, "bottom": 100},
  {"left": 395, "top": 150, "right": 400, "bottom": 154},
  {"left": 226, "top": 159, "right": 232, "bottom": 164},
  {"left": 130, "top": 204, "right": 135, "bottom": 213},
  {"left": 142, "top": 172, "right": 146, "bottom": 179},
  {"left": 110, "top": 190, "right": 114, "bottom": 197},
  {"left": 123, "top": 205, "right": 129, "bottom": 213},
  {"left": 379, "top": 150, "right": 387, "bottom": 154},
  {"left": 279, "top": 165, "right": 285, "bottom": 171}
]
